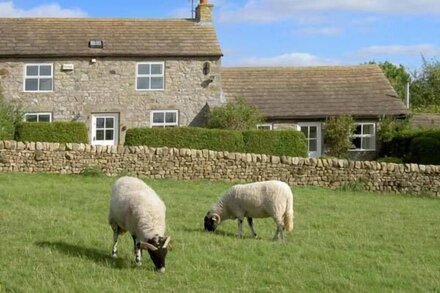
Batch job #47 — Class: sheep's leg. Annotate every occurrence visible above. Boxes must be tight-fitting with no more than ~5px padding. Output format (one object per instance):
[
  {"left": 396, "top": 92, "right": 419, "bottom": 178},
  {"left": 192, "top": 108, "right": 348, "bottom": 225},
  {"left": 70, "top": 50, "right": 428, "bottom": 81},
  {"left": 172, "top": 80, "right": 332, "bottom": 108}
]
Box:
[
  {"left": 237, "top": 219, "right": 244, "bottom": 238},
  {"left": 132, "top": 235, "right": 142, "bottom": 265},
  {"left": 273, "top": 220, "right": 285, "bottom": 241},
  {"left": 111, "top": 224, "right": 119, "bottom": 258},
  {"left": 247, "top": 217, "right": 257, "bottom": 238}
]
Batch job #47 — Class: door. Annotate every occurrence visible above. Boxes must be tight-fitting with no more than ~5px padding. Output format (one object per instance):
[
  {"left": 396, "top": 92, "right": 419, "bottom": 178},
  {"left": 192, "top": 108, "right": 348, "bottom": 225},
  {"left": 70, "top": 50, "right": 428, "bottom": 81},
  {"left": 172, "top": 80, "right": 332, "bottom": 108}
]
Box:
[
  {"left": 298, "top": 122, "right": 322, "bottom": 158},
  {"left": 91, "top": 113, "right": 119, "bottom": 146}
]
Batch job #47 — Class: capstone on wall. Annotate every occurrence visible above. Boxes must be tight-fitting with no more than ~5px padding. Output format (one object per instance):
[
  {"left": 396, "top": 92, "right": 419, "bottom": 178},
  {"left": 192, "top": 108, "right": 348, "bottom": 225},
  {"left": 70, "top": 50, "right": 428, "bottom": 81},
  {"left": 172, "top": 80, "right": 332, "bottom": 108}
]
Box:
[
  {"left": 0, "top": 57, "right": 222, "bottom": 144},
  {"left": 0, "top": 140, "right": 439, "bottom": 197}
]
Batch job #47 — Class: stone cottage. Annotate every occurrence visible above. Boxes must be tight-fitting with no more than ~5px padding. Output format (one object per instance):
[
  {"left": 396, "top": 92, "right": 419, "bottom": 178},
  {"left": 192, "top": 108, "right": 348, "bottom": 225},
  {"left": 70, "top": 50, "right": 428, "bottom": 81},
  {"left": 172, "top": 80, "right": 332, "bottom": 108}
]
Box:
[{"left": 0, "top": 0, "right": 408, "bottom": 158}]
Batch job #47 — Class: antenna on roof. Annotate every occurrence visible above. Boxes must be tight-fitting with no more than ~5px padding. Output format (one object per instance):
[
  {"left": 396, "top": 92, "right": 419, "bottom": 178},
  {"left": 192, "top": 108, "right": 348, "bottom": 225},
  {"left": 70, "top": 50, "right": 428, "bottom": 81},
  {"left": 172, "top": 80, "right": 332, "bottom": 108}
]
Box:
[{"left": 190, "top": 0, "right": 195, "bottom": 18}]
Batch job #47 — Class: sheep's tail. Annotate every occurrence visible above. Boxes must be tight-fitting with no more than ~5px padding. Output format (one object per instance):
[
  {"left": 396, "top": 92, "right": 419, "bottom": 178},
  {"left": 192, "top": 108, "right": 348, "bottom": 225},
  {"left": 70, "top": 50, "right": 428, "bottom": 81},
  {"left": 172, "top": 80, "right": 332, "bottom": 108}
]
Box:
[{"left": 283, "top": 191, "right": 294, "bottom": 232}]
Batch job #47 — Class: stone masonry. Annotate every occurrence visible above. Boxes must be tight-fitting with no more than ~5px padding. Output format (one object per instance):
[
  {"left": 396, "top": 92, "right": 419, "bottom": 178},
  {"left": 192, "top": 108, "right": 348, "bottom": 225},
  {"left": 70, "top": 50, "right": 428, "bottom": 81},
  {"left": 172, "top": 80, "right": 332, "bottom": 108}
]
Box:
[{"left": 1, "top": 140, "right": 439, "bottom": 197}]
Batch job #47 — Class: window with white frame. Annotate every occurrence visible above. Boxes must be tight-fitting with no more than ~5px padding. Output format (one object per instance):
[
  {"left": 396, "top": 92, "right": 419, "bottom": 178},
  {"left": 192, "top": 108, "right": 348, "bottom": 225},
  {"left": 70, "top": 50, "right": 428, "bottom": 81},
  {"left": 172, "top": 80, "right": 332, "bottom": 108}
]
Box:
[
  {"left": 257, "top": 124, "right": 273, "bottom": 130},
  {"left": 151, "top": 110, "right": 178, "bottom": 128},
  {"left": 136, "top": 62, "right": 164, "bottom": 91},
  {"left": 350, "top": 122, "right": 376, "bottom": 151},
  {"left": 24, "top": 64, "right": 53, "bottom": 92},
  {"left": 24, "top": 112, "right": 52, "bottom": 122}
]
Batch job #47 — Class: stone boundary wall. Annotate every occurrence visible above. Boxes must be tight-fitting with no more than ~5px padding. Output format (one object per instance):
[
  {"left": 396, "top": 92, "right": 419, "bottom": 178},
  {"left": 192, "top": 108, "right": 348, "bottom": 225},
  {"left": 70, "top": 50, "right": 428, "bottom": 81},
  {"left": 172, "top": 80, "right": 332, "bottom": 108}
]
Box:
[{"left": 0, "top": 140, "right": 439, "bottom": 196}]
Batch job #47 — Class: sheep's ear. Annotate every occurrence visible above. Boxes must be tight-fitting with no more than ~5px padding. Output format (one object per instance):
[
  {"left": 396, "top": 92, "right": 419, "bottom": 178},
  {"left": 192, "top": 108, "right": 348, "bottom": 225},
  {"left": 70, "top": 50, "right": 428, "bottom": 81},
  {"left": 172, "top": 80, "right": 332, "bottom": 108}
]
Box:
[
  {"left": 140, "top": 242, "right": 158, "bottom": 251},
  {"left": 163, "top": 236, "right": 171, "bottom": 249}
]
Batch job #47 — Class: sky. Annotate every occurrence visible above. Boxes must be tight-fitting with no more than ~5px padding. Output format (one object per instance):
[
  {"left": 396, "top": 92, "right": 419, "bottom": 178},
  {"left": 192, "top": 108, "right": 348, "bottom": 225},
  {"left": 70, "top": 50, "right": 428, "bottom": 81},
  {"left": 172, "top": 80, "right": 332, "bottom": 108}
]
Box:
[{"left": 1, "top": 0, "right": 439, "bottom": 72}]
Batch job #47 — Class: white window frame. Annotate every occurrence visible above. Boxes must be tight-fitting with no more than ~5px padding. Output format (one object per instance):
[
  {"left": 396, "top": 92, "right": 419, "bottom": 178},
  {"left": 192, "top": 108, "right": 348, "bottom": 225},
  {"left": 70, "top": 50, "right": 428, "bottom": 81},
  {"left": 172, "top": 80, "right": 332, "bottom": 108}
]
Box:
[
  {"left": 257, "top": 123, "right": 273, "bottom": 130},
  {"left": 24, "top": 112, "right": 52, "bottom": 122},
  {"left": 23, "top": 63, "right": 53, "bottom": 92},
  {"left": 150, "top": 110, "right": 178, "bottom": 128},
  {"left": 136, "top": 62, "right": 165, "bottom": 91},
  {"left": 350, "top": 122, "right": 376, "bottom": 151}
]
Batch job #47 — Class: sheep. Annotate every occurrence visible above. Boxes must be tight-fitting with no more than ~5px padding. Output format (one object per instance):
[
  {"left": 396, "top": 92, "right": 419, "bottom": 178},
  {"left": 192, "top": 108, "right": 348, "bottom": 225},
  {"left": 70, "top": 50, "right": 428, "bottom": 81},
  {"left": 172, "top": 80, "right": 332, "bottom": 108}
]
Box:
[
  {"left": 204, "top": 180, "right": 294, "bottom": 240},
  {"left": 108, "top": 176, "right": 170, "bottom": 272}
]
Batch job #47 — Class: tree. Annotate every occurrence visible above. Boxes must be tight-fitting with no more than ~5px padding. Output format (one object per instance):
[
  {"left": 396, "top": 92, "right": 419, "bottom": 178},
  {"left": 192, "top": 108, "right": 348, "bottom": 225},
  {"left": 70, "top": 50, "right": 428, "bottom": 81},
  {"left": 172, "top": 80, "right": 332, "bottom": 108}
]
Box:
[
  {"left": 0, "top": 90, "right": 22, "bottom": 140},
  {"left": 410, "top": 57, "right": 440, "bottom": 110},
  {"left": 324, "top": 115, "right": 355, "bottom": 158},
  {"left": 368, "top": 61, "right": 411, "bottom": 101},
  {"left": 207, "top": 96, "right": 263, "bottom": 130}
]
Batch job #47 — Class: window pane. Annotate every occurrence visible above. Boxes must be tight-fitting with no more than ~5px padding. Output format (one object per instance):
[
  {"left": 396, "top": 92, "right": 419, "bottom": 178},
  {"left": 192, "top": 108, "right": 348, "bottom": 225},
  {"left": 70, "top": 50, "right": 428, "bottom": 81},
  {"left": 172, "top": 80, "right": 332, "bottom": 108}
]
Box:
[
  {"left": 309, "top": 139, "right": 317, "bottom": 152},
  {"left": 105, "top": 118, "right": 114, "bottom": 128},
  {"left": 138, "top": 64, "right": 150, "bottom": 75},
  {"left": 137, "top": 77, "right": 149, "bottom": 90},
  {"left": 26, "top": 66, "right": 38, "bottom": 76},
  {"left": 363, "top": 124, "right": 374, "bottom": 135},
  {"left": 354, "top": 125, "right": 362, "bottom": 135},
  {"left": 362, "top": 137, "right": 375, "bottom": 150},
  {"left": 151, "top": 64, "right": 163, "bottom": 75},
  {"left": 96, "top": 130, "right": 104, "bottom": 140},
  {"left": 301, "top": 127, "right": 308, "bottom": 138},
  {"left": 96, "top": 118, "right": 105, "bottom": 128},
  {"left": 25, "top": 79, "right": 38, "bottom": 91},
  {"left": 105, "top": 130, "right": 114, "bottom": 140},
  {"left": 165, "top": 112, "right": 176, "bottom": 123},
  {"left": 153, "top": 113, "right": 164, "bottom": 123},
  {"left": 25, "top": 114, "right": 38, "bottom": 122},
  {"left": 151, "top": 77, "right": 163, "bottom": 89},
  {"left": 309, "top": 126, "right": 317, "bottom": 139},
  {"left": 39, "top": 79, "right": 52, "bottom": 91},
  {"left": 351, "top": 137, "right": 361, "bottom": 149},
  {"left": 40, "top": 65, "right": 52, "bottom": 76},
  {"left": 39, "top": 114, "right": 51, "bottom": 122}
]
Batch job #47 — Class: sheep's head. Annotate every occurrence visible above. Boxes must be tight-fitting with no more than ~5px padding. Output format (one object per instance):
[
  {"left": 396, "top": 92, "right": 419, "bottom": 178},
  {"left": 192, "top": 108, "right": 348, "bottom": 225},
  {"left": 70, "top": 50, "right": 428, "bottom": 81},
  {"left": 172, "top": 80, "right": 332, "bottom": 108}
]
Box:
[
  {"left": 204, "top": 212, "right": 221, "bottom": 232},
  {"left": 141, "top": 236, "right": 170, "bottom": 273}
]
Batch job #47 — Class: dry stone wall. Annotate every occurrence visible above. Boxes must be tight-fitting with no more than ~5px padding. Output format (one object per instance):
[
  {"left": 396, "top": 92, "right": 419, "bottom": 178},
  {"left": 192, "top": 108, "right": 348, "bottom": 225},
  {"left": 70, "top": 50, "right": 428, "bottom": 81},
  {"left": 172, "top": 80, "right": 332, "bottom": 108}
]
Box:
[{"left": 0, "top": 140, "right": 439, "bottom": 196}]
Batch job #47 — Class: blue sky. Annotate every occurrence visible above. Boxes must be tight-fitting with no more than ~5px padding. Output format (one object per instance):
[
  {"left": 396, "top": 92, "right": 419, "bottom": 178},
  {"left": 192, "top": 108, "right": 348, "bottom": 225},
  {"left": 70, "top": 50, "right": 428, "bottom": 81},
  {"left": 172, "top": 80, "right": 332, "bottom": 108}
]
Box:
[{"left": 1, "top": 0, "right": 439, "bottom": 71}]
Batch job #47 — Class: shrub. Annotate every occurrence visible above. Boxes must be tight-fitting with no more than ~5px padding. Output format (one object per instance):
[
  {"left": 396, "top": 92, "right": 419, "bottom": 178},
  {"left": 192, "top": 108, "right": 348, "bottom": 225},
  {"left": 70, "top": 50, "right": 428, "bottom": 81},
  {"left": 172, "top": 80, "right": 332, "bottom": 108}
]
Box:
[
  {"left": 15, "top": 122, "right": 88, "bottom": 143},
  {"left": 242, "top": 130, "right": 307, "bottom": 157},
  {"left": 377, "top": 116, "right": 410, "bottom": 143},
  {"left": 409, "top": 136, "right": 440, "bottom": 165},
  {"left": 80, "top": 164, "right": 104, "bottom": 177},
  {"left": 0, "top": 92, "right": 22, "bottom": 140},
  {"left": 207, "top": 97, "right": 263, "bottom": 130},
  {"left": 376, "top": 156, "right": 404, "bottom": 164},
  {"left": 125, "top": 127, "right": 245, "bottom": 152},
  {"left": 324, "top": 115, "right": 355, "bottom": 158}
]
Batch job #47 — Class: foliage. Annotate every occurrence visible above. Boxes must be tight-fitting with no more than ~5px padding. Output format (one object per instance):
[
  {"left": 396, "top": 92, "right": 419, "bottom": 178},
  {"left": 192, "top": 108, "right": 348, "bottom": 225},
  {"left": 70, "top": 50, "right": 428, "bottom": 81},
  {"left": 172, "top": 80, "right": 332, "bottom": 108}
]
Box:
[
  {"left": 1, "top": 173, "right": 440, "bottom": 292},
  {"left": 242, "top": 130, "right": 307, "bottom": 157},
  {"left": 0, "top": 91, "right": 22, "bottom": 140},
  {"left": 377, "top": 116, "right": 410, "bottom": 143},
  {"left": 206, "top": 96, "right": 264, "bottom": 130},
  {"left": 368, "top": 61, "right": 411, "bottom": 101},
  {"left": 376, "top": 156, "right": 404, "bottom": 164},
  {"left": 80, "top": 164, "right": 105, "bottom": 177},
  {"left": 324, "top": 115, "right": 356, "bottom": 158},
  {"left": 338, "top": 178, "right": 367, "bottom": 192},
  {"left": 15, "top": 121, "right": 88, "bottom": 143},
  {"left": 410, "top": 57, "right": 440, "bottom": 109},
  {"left": 409, "top": 136, "right": 440, "bottom": 165}
]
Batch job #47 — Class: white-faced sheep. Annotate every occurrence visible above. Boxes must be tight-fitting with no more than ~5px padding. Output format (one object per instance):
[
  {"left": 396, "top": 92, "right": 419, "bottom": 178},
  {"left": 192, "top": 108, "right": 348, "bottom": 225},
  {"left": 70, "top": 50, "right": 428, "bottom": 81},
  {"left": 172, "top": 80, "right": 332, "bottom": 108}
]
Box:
[
  {"left": 108, "top": 176, "right": 170, "bottom": 272},
  {"left": 204, "top": 180, "right": 294, "bottom": 240}
]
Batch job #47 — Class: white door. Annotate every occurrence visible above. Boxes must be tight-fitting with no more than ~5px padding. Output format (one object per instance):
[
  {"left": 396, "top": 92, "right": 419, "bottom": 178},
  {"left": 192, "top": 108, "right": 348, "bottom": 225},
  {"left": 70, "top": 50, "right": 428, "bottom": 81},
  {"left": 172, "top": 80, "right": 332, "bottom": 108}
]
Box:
[
  {"left": 298, "top": 122, "right": 322, "bottom": 158},
  {"left": 91, "top": 114, "right": 119, "bottom": 146}
]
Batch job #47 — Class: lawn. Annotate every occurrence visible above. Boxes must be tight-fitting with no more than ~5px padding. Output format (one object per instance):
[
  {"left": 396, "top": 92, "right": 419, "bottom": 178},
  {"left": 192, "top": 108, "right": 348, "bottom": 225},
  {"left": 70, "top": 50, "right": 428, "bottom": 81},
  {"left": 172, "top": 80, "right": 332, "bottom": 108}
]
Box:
[{"left": 0, "top": 173, "right": 439, "bottom": 292}]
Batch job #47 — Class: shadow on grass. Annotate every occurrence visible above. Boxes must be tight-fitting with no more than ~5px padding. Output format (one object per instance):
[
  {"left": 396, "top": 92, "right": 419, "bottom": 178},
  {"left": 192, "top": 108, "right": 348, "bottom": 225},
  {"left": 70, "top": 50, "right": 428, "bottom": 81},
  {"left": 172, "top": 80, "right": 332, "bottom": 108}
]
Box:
[
  {"left": 181, "top": 226, "right": 256, "bottom": 239},
  {"left": 35, "top": 241, "right": 132, "bottom": 269}
]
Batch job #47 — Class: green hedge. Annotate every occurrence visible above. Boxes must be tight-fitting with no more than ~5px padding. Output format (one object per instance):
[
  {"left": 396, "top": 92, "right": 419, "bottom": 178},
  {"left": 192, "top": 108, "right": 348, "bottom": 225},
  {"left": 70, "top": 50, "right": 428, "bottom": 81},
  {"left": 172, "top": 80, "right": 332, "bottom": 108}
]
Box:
[
  {"left": 125, "top": 127, "right": 307, "bottom": 157},
  {"left": 15, "top": 122, "right": 88, "bottom": 143},
  {"left": 242, "top": 130, "right": 307, "bottom": 157},
  {"left": 381, "top": 129, "right": 440, "bottom": 165}
]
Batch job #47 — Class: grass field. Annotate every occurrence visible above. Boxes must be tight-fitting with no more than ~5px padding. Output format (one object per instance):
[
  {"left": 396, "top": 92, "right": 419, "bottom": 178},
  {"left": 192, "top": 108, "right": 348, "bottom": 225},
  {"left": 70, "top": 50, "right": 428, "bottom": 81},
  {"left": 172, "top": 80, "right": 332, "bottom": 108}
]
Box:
[{"left": 0, "top": 173, "right": 439, "bottom": 292}]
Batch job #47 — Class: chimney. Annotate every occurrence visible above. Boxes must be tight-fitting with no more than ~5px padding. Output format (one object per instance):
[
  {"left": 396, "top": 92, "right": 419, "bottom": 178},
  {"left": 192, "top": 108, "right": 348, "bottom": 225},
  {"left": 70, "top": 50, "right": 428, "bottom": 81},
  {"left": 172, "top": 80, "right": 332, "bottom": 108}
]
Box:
[{"left": 196, "top": 0, "right": 213, "bottom": 23}]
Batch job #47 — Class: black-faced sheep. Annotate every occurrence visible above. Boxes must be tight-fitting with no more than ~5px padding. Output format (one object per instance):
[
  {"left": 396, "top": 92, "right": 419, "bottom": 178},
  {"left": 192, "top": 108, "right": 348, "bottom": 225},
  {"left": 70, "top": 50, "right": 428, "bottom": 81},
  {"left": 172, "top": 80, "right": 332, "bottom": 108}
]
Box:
[
  {"left": 204, "top": 180, "right": 294, "bottom": 240},
  {"left": 109, "top": 176, "right": 170, "bottom": 272}
]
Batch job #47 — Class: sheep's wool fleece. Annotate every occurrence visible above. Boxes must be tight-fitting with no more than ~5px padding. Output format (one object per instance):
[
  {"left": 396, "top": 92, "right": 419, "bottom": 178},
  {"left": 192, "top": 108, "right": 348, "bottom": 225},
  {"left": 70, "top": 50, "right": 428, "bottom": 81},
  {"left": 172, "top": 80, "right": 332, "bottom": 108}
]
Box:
[
  {"left": 218, "top": 180, "right": 293, "bottom": 219},
  {"left": 109, "top": 177, "right": 166, "bottom": 240}
]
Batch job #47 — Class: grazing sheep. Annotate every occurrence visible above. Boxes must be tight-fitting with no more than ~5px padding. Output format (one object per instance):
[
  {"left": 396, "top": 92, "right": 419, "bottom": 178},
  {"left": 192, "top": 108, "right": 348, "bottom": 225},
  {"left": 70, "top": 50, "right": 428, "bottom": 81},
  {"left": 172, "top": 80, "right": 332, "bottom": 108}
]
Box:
[
  {"left": 108, "top": 176, "right": 170, "bottom": 272},
  {"left": 204, "top": 180, "right": 294, "bottom": 240}
]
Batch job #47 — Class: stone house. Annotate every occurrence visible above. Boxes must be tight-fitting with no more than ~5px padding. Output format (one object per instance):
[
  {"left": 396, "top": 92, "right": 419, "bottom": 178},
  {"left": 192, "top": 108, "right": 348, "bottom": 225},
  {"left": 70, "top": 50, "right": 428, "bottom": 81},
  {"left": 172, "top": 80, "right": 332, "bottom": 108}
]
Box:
[{"left": 0, "top": 0, "right": 408, "bottom": 158}]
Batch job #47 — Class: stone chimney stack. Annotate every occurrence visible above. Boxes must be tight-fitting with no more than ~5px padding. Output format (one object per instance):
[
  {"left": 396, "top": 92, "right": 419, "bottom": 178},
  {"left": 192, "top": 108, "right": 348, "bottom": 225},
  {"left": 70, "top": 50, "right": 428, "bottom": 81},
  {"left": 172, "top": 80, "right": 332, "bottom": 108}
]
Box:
[{"left": 196, "top": 0, "right": 213, "bottom": 23}]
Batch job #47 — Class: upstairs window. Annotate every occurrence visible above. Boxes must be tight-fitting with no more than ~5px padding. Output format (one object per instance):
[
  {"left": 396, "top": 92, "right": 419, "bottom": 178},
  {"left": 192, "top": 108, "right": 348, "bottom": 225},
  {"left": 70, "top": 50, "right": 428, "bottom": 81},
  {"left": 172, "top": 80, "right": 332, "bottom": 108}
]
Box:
[
  {"left": 24, "top": 112, "right": 52, "bottom": 122},
  {"left": 24, "top": 64, "right": 53, "bottom": 92},
  {"left": 350, "top": 122, "right": 376, "bottom": 151},
  {"left": 136, "top": 62, "right": 164, "bottom": 91},
  {"left": 89, "top": 39, "right": 103, "bottom": 48},
  {"left": 257, "top": 124, "right": 273, "bottom": 130},
  {"left": 151, "top": 110, "right": 178, "bottom": 128}
]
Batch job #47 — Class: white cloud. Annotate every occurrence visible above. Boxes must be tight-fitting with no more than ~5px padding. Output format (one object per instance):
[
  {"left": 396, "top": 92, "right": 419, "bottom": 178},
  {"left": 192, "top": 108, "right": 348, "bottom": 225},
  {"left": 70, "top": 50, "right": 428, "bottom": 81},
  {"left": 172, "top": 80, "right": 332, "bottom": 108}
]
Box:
[
  {"left": 0, "top": 1, "right": 87, "bottom": 17},
  {"left": 358, "top": 44, "right": 440, "bottom": 56},
  {"left": 217, "top": 0, "right": 440, "bottom": 23},
  {"left": 237, "top": 52, "right": 339, "bottom": 67},
  {"left": 296, "top": 26, "right": 342, "bottom": 36}
]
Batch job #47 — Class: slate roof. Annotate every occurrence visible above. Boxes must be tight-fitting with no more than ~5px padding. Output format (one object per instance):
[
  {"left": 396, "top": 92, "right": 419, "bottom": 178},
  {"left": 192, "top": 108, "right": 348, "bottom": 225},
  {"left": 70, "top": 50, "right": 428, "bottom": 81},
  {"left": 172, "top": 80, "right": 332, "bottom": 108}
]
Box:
[
  {"left": 0, "top": 18, "right": 222, "bottom": 58},
  {"left": 411, "top": 113, "right": 440, "bottom": 128},
  {"left": 221, "top": 65, "right": 408, "bottom": 119}
]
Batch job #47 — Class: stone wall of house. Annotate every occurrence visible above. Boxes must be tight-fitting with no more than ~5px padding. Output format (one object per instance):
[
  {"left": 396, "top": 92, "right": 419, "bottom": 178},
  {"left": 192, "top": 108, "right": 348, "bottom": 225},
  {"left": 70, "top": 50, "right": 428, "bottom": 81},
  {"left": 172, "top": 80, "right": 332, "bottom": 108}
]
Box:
[
  {"left": 0, "top": 57, "right": 222, "bottom": 144},
  {"left": 1, "top": 140, "right": 439, "bottom": 197}
]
